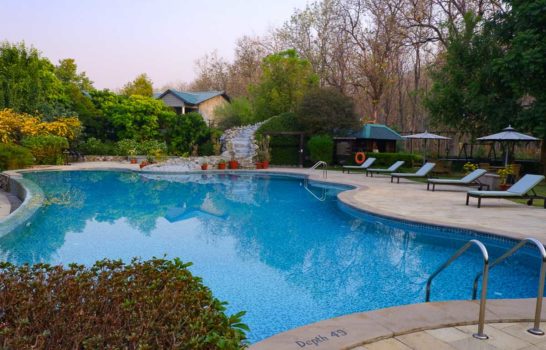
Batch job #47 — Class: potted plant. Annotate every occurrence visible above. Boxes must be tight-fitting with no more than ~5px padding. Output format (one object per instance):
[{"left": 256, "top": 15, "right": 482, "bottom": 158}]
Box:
[
  {"left": 128, "top": 148, "right": 138, "bottom": 163},
  {"left": 201, "top": 162, "right": 208, "bottom": 170},
  {"left": 139, "top": 160, "right": 148, "bottom": 169},
  {"left": 497, "top": 165, "right": 514, "bottom": 190},
  {"left": 229, "top": 159, "right": 239, "bottom": 169},
  {"left": 227, "top": 143, "right": 238, "bottom": 169},
  {"left": 218, "top": 159, "right": 226, "bottom": 170},
  {"left": 257, "top": 135, "right": 271, "bottom": 169},
  {"left": 463, "top": 162, "right": 478, "bottom": 174}
]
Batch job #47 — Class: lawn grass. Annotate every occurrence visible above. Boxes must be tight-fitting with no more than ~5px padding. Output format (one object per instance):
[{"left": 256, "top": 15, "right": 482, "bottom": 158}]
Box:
[{"left": 513, "top": 182, "right": 546, "bottom": 207}]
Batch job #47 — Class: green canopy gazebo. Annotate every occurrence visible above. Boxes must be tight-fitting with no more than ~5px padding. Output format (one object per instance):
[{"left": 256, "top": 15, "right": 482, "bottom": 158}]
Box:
[{"left": 333, "top": 124, "right": 403, "bottom": 164}]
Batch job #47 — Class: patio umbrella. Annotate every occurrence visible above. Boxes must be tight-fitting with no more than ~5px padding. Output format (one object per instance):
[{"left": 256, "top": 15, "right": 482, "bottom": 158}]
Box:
[
  {"left": 404, "top": 131, "right": 451, "bottom": 163},
  {"left": 476, "top": 125, "right": 540, "bottom": 165}
]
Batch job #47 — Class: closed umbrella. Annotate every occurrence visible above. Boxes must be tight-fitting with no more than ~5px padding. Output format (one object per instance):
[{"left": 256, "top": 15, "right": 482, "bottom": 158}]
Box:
[
  {"left": 404, "top": 131, "right": 451, "bottom": 163},
  {"left": 476, "top": 125, "right": 539, "bottom": 165}
]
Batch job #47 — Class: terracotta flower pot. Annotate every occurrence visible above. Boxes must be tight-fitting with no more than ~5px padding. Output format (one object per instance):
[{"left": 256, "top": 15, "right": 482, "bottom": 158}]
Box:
[
  {"left": 130, "top": 158, "right": 137, "bottom": 164},
  {"left": 262, "top": 161, "right": 269, "bottom": 169},
  {"left": 201, "top": 164, "right": 208, "bottom": 170},
  {"left": 255, "top": 162, "right": 263, "bottom": 169},
  {"left": 139, "top": 161, "right": 148, "bottom": 169},
  {"left": 499, "top": 183, "right": 511, "bottom": 191},
  {"left": 218, "top": 163, "right": 226, "bottom": 170},
  {"left": 229, "top": 160, "right": 239, "bottom": 169}
]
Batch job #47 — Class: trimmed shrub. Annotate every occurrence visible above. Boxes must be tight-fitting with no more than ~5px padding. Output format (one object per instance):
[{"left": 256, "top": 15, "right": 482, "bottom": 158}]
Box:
[
  {"left": 115, "top": 139, "right": 140, "bottom": 157},
  {"left": 257, "top": 112, "right": 302, "bottom": 134},
  {"left": 0, "top": 258, "right": 248, "bottom": 349},
  {"left": 257, "top": 113, "right": 303, "bottom": 165},
  {"left": 307, "top": 135, "right": 334, "bottom": 164},
  {"left": 0, "top": 144, "right": 34, "bottom": 170},
  {"left": 366, "top": 152, "right": 423, "bottom": 168},
  {"left": 21, "top": 135, "right": 69, "bottom": 165},
  {"left": 140, "top": 140, "right": 168, "bottom": 162},
  {"left": 78, "top": 137, "right": 116, "bottom": 155},
  {"left": 296, "top": 88, "right": 359, "bottom": 135}
]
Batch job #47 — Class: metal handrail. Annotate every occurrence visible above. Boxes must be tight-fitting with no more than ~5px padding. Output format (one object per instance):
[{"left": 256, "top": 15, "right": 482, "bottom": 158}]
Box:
[
  {"left": 472, "top": 237, "right": 546, "bottom": 336},
  {"left": 303, "top": 179, "right": 326, "bottom": 201},
  {"left": 425, "top": 239, "right": 490, "bottom": 340},
  {"left": 309, "top": 161, "right": 327, "bottom": 178}
]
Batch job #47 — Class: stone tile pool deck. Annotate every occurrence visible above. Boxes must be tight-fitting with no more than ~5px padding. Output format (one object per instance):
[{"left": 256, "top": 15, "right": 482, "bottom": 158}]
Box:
[{"left": 2, "top": 162, "right": 546, "bottom": 349}]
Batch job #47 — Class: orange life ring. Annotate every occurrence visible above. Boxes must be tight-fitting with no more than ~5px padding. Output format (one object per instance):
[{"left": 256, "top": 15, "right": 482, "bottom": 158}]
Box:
[{"left": 354, "top": 152, "right": 366, "bottom": 165}]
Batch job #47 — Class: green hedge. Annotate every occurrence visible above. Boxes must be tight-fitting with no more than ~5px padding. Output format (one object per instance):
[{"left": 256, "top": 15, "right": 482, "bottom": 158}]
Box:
[
  {"left": 355, "top": 152, "right": 423, "bottom": 167},
  {"left": 21, "top": 135, "right": 69, "bottom": 165},
  {"left": 258, "top": 112, "right": 303, "bottom": 165},
  {"left": 0, "top": 143, "right": 34, "bottom": 170},
  {"left": 77, "top": 137, "right": 116, "bottom": 155},
  {"left": 307, "top": 135, "right": 333, "bottom": 163},
  {"left": 0, "top": 258, "right": 248, "bottom": 349},
  {"left": 256, "top": 112, "right": 302, "bottom": 134}
]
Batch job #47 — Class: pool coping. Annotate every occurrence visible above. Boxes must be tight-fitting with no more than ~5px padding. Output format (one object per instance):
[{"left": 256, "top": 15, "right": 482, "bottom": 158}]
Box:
[
  {"left": 2, "top": 165, "right": 545, "bottom": 349},
  {"left": 249, "top": 298, "right": 546, "bottom": 350}
]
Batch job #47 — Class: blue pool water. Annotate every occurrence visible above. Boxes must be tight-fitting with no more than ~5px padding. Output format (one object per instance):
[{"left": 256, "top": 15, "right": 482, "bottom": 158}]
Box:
[{"left": 0, "top": 171, "right": 542, "bottom": 342}]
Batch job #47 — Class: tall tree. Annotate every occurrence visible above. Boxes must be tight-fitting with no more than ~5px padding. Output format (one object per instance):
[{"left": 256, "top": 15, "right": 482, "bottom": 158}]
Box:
[
  {"left": 492, "top": 0, "right": 546, "bottom": 172},
  {"left": 251, "top": 49, "right": 319, "bottom": 119},
  {"left": 0, "top": 42, "right": 63, "bottom": 115},
  {"left": 55, "top": 58, "right": 93, "bottom": 91},
  {"left": 120, "top": 73, "right": 153, "bottom": 97},
  {"left": 425, "top": 12, "right": 516, "bottom": 138}
]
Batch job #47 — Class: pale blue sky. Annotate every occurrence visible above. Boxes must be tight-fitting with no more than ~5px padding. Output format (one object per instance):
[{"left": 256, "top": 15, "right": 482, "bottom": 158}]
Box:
[{"left": 1, "top": 0, "right": 309, "bottom": 90}]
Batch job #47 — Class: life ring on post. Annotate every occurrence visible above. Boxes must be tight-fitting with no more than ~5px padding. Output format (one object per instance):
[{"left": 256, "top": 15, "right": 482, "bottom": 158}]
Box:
[{"left": 354, "top": 152, "right": 366, "bottom": 165}]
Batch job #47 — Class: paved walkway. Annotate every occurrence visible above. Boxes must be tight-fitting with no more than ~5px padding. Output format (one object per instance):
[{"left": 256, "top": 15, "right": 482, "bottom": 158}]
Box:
[
  {"left": 274, "top": 168, "right": 546, "bottom": 243},
  {"left": 0, "top": 190, "right": 10, "bottom": 218},
  {"left": 359, "top": 323, "right": 546, "bottom": 350}
]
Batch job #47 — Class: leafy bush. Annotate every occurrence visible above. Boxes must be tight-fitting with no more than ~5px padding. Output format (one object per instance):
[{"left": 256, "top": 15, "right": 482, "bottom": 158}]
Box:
[
  {"left": 0, "top": 258, "right": 248, "bottom": 349},
  {"left": 77, "top": 137, "right": 116, "bottom": 155},
  {"left": 257, "top": 112, "right": 302, "bottom": 134},
  {"left": 0, "top": 144, "right": 34, "bottom": 170},
  {"left": 257, "top": 113, "right": 303, "bottom": 165},
  {"left": 307, "top": 135, "right": 333, "bottom": 163},
  {"left": 140, "top": 140, "right": 168, "bottom": 162},
  {"left": 21, "top": 135, "right": 69, "bottom": 165},
  {"left": 162, "top": 112, "right": 210, "bottom": 155},
  {"left": 115, "top": 139, "right": 140, "bottom": 156},
  {"left": 214, "top": 97, "right": 255, "bottom": 130},
  {"left": 296, "top": 88, "right": 359, "bottom": 135}
]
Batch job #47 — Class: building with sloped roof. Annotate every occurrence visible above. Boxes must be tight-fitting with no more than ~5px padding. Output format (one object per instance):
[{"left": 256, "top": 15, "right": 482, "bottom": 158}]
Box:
[
  {"left": 334, "top": 124, "right": 403, "bottom": 164},
  {"left": 156, "top": 89, "right": 230, "bottom": 125}
]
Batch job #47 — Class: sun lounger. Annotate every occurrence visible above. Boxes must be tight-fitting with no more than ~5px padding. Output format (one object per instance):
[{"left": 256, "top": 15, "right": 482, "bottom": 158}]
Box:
[
  {"left": 342, "top": 158, "right": 376, "bottom": 173},
  {"left": 390, "top": 162, "right": 436, "bottom": 183},
  {"left": 466, "top": 174, "right": 546, "bottom": 208},
  {"left": 366, "top": 161, "right": 405, "bottom": 177},
  {"left": 427, "top": 169, "right": 488, "bottom": 191}
]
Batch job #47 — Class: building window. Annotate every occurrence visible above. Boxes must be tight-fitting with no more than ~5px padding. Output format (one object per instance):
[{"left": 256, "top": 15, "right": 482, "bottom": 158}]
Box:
[{"left": 173, "top": 107, "right": 183, "bottom": 115}]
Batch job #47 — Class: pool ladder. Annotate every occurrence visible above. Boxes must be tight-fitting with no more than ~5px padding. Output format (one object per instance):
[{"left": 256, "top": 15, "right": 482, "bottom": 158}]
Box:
[
  {"left": 309, "top": 161, "right": 328, "bottom": 179},
  {"left": 303, "top": 178, "right": 326, "bottom": 201},
  {"left": 425, "top": 237, "right": 546, "bottom": 340}
]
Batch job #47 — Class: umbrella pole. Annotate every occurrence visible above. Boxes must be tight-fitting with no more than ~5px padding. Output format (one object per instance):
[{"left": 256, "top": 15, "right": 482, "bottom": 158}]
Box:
[{"left": 424, "top": 139, "right": 427, "bottom": 164}]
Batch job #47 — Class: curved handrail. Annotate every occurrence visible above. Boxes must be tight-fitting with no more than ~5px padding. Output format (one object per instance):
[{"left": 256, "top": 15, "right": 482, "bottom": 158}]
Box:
[
  {"left": 303, "top": 179, "right": 326, "bottom": 201},
  {"left": 309, "top": 161, "right": 328, "bottom": 178},
  {"left": 472, "top": 237, "right": 546, "bottom": 336},
  {"left": 425, "top": 239, "right": 490, "bottom": 339}
]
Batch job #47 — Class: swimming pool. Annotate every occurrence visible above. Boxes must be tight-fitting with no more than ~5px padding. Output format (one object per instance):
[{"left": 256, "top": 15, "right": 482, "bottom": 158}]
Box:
[{"left": 0, "top": 171, "right": 541, "bottom": 343}]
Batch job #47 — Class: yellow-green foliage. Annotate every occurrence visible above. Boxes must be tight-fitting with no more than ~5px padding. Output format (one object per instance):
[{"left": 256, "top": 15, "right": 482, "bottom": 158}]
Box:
[{"left": 0, "top": 108, "right": 81, "bottom": 144}]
